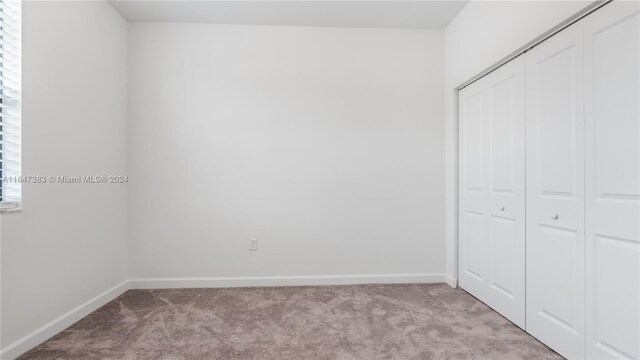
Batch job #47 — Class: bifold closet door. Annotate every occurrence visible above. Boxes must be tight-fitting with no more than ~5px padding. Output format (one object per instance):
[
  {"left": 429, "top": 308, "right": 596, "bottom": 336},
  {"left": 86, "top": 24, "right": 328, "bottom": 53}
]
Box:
[
  {"left": 458, "top": 57, "right": 525, "bottom": 328},
  {"left": 584, "top": 2, "right": 640, "bottom": 359},
  {"left": 525, "top": 23, "right": 585, "bottom": 359}
]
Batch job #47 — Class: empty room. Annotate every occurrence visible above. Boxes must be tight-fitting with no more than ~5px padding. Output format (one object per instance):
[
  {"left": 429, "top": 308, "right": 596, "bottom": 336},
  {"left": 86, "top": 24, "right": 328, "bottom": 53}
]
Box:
[{"left": 1, "top": 0, "right": 638, "bottom": 359}]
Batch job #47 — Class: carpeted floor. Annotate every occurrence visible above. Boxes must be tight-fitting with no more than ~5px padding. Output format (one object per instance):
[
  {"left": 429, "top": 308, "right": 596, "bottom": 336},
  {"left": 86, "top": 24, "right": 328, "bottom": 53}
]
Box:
[{"left": 18, "top": 284, "right": 561, "bottom": 360}]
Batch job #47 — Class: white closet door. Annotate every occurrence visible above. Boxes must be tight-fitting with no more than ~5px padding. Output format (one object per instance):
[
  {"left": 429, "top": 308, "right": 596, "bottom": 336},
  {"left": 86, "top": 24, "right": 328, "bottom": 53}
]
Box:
[
  {"left": 484, "top": 58, "right": 526, "bottom": 327},
  {"left": 584, "top": 2, "right": 640, "bottom": 359},
  {"left": 525, "top": 23, "right": 585, "bottom": 359},
  {"left": 459, "top": 76, "right": 490, "bottom": 300},
  {"left": 459, "top": 58, "right": 526, "bottom": 328}
]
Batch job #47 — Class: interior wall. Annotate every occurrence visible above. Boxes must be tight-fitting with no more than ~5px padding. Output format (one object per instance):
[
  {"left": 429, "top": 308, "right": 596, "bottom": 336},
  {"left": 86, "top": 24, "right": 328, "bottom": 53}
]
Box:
[
  {"left": 128, "top": 23, "right": 445, "bottom": 281},
  {"left": 0, "top": 0, "right": 128, "bottom": 350},
  {"left": 443, "top": 0, "right": 593, "bottom": 282}
]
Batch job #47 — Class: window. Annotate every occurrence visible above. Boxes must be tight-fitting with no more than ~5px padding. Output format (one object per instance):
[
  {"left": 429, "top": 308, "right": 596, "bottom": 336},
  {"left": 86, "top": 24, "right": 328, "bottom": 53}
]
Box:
[{"left": 0, "top": 0, "right": 20, "bottom": 211}]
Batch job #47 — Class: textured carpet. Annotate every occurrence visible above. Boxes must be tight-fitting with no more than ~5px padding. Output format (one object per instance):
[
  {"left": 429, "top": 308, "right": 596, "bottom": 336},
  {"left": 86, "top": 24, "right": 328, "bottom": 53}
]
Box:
[{"left": 18, "top": 284, "right": 561, "bottom": 360}]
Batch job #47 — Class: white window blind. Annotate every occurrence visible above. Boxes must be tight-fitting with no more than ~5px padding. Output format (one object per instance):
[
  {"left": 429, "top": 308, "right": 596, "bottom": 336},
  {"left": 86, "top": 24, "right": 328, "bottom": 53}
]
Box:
[{"left": 0, "top": 0, "right": 21, "bottom": 210}]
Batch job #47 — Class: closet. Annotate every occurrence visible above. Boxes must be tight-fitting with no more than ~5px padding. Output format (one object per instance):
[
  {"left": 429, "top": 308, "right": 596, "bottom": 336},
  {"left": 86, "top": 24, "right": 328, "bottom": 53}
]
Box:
[{"left": 458, "top": 1, "right": 639, "bottom": 359}]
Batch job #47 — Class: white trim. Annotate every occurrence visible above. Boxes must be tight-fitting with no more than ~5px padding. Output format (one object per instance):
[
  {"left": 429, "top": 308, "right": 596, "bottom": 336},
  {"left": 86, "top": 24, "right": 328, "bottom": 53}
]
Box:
[
  {"left": 129, "top": 273, "right": 447, "bottom": 289},
  {"left": 0, "top": 202, "right": 22, "bottom": 213},
  {"left": 444, "top": 275, "right": 457, "bottom": 288},
  {"left": 451, "top": 86, "right": 460, "bottom": 288},
  {"left": 0, "top": 280, "right": 130, "bottom": 360}
]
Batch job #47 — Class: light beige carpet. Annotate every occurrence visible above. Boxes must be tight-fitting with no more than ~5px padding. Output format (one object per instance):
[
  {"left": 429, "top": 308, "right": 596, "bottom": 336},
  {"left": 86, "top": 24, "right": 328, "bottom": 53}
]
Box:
[{"left": 18, "top": 284, "right": 561, "bottom": 359}]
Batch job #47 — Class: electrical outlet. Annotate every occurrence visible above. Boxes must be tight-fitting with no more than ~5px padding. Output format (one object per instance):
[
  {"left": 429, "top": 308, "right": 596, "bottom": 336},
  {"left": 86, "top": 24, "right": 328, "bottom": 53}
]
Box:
[{"left": 249, "top": 238, "right": 258, "bottom": 251}]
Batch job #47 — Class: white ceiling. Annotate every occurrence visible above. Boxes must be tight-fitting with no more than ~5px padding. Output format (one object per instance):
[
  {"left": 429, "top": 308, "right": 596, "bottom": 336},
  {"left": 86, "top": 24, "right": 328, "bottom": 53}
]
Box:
[{"left": 108, "top": 1, "right": 469, "bottom": 29}]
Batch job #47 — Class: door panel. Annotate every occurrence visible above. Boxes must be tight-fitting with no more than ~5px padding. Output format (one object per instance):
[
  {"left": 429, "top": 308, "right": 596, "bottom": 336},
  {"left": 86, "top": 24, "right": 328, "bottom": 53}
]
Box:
[
  {"left": 525, "top": 23, "right": 585, "bottom": 359},
  {"left": 459, "top": 84, "right": 489, "bottom": 298},
  {"left": 488, "top": 216, "right": 517, "bottom": 297},
  {"left": 462, "top": 210, "right": 486, "bottom": 286},
  {"left": 536, "top": 47, "right": 580, "bottom": 197},
  {"left": 584, "top": 2, "right": 640, "bottom": 359},
  {"left": 459, "top": 57, "right": 525, "bottom": 328},
  {"left": 485, "top": 58, "right": 525, "bottom": 328},
  {"left": 463, "top": 91, "right": 487, "bottom": 193},
  {"left": 489, "top": 74, "right": 518, "bottom": 193}
]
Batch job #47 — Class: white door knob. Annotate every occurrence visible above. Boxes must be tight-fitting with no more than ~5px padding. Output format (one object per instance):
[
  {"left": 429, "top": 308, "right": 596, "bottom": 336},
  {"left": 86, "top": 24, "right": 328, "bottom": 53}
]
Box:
[
  {"left": 551, "top": 214, "right": 559, "bottom": 220},
  {"left": 499, "top": 206, "right": 505, "bottom": 211}
]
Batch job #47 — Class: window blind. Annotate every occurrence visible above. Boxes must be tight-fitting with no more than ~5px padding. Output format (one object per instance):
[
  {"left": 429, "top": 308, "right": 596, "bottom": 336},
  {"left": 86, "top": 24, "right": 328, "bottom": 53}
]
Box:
[{"left": 0, "top": 0, "right": 21, "bottom": 210}]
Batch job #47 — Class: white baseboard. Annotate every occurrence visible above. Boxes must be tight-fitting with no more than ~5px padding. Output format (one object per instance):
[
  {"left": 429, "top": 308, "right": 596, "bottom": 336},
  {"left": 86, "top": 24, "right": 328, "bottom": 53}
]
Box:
[
  {"left": 129, "top": 273, "right": 447, "bottom": 289},
  {"left": 0, "top": 280, "right": 130, "bottom": 360},
  {"left": 445, "top": 274, "right": 458, "bottom": 288}
]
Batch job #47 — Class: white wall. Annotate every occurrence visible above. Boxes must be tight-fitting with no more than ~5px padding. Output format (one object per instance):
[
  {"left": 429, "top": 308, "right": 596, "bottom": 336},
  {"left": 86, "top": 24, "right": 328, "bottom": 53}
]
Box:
[
  {"left": 128, "top": 23, "right": 445, "bottom": 282},
  {"left": 0, "top": 0, "right": 128, "bottom": 353},
  {"left": 443, "top": 1, "right": 592, "bottom": 282}
]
